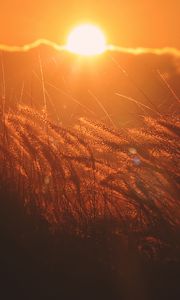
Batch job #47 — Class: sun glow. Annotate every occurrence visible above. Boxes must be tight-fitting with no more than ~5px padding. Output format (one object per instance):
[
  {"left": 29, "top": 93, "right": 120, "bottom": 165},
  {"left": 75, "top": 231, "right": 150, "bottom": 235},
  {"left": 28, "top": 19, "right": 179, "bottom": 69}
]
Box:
[{"left": 66, "top": 24, "right": 107, "bottom": 56}]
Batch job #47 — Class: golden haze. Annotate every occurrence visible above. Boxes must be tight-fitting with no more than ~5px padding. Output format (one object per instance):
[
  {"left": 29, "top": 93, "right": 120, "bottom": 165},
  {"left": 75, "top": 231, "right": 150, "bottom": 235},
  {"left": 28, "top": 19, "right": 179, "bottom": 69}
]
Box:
[{"left": 0, "top": 1, "right": 180, "bottom": 49}]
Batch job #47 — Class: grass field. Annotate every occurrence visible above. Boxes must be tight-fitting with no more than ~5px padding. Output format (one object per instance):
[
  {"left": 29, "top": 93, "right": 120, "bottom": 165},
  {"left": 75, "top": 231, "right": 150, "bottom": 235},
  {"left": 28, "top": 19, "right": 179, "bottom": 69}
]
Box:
[{"left": 0, "top": 105, "right": 179, "bottom": 299}]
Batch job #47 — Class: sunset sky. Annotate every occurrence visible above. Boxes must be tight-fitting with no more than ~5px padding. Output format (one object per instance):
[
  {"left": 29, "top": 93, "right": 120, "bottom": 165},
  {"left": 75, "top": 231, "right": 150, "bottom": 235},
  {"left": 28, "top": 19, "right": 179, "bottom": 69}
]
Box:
[{"left": 1, "top": 1, "right": 180, "bottom": 48}]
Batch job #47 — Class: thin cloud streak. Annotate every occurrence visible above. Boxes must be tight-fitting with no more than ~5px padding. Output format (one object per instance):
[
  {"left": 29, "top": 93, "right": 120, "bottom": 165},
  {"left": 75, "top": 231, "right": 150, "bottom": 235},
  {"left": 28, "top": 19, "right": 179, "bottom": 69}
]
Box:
[
  {"left": 107, "top": 45, "right": 180, "bottom": 57},
  {"left": 0, "top": 39, "right": 180, "bottom": 57},
  {"left": 0, "top": 39, "right": 65, "bottom": 52}
]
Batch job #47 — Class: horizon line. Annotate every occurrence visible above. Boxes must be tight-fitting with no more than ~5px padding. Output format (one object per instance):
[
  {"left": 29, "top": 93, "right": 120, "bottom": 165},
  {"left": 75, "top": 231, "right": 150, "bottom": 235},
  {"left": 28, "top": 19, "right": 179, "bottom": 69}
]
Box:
[{"left": 0, "top": 39, "right": 180, "bottom": 57}]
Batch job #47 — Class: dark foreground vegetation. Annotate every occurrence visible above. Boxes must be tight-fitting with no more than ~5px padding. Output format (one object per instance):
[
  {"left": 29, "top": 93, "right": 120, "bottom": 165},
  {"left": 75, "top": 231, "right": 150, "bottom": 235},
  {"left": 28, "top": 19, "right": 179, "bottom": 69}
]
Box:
[{"left": 0, "top": 106, "right": 179, "bottom": 299}]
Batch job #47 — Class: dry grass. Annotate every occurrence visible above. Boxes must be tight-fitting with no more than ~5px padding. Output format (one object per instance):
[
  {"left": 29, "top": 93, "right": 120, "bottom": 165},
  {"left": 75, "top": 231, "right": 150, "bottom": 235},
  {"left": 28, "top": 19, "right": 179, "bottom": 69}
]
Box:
[{"left": 0, "top": 106, "right": 179, "bottom": 259}]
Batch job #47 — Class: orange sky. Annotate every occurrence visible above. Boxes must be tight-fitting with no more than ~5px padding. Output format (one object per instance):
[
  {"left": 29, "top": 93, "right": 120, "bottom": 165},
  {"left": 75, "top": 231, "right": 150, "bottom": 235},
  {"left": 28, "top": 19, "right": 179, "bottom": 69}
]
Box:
[{"left": 0, "top": 1, "right": 180, "bottom": 48}]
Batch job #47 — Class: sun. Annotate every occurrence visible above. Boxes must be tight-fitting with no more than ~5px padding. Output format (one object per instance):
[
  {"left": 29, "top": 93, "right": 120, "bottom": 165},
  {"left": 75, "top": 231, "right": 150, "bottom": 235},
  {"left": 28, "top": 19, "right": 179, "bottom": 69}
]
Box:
[{"left": 66, "top": 24, "right": 107, "bottom": 56}]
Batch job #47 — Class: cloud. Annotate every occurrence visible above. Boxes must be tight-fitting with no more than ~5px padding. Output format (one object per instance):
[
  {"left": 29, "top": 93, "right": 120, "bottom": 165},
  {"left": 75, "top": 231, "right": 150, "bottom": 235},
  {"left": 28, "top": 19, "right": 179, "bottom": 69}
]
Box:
[
  {"left": 108, "top": 45, "right": 180, "bottom": 57},
  {"left": 0, "top": 39, "right": 180, "bottom": 58},
  {"left": 0, "top": 39, "right": 65, "bottom": 52}
]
